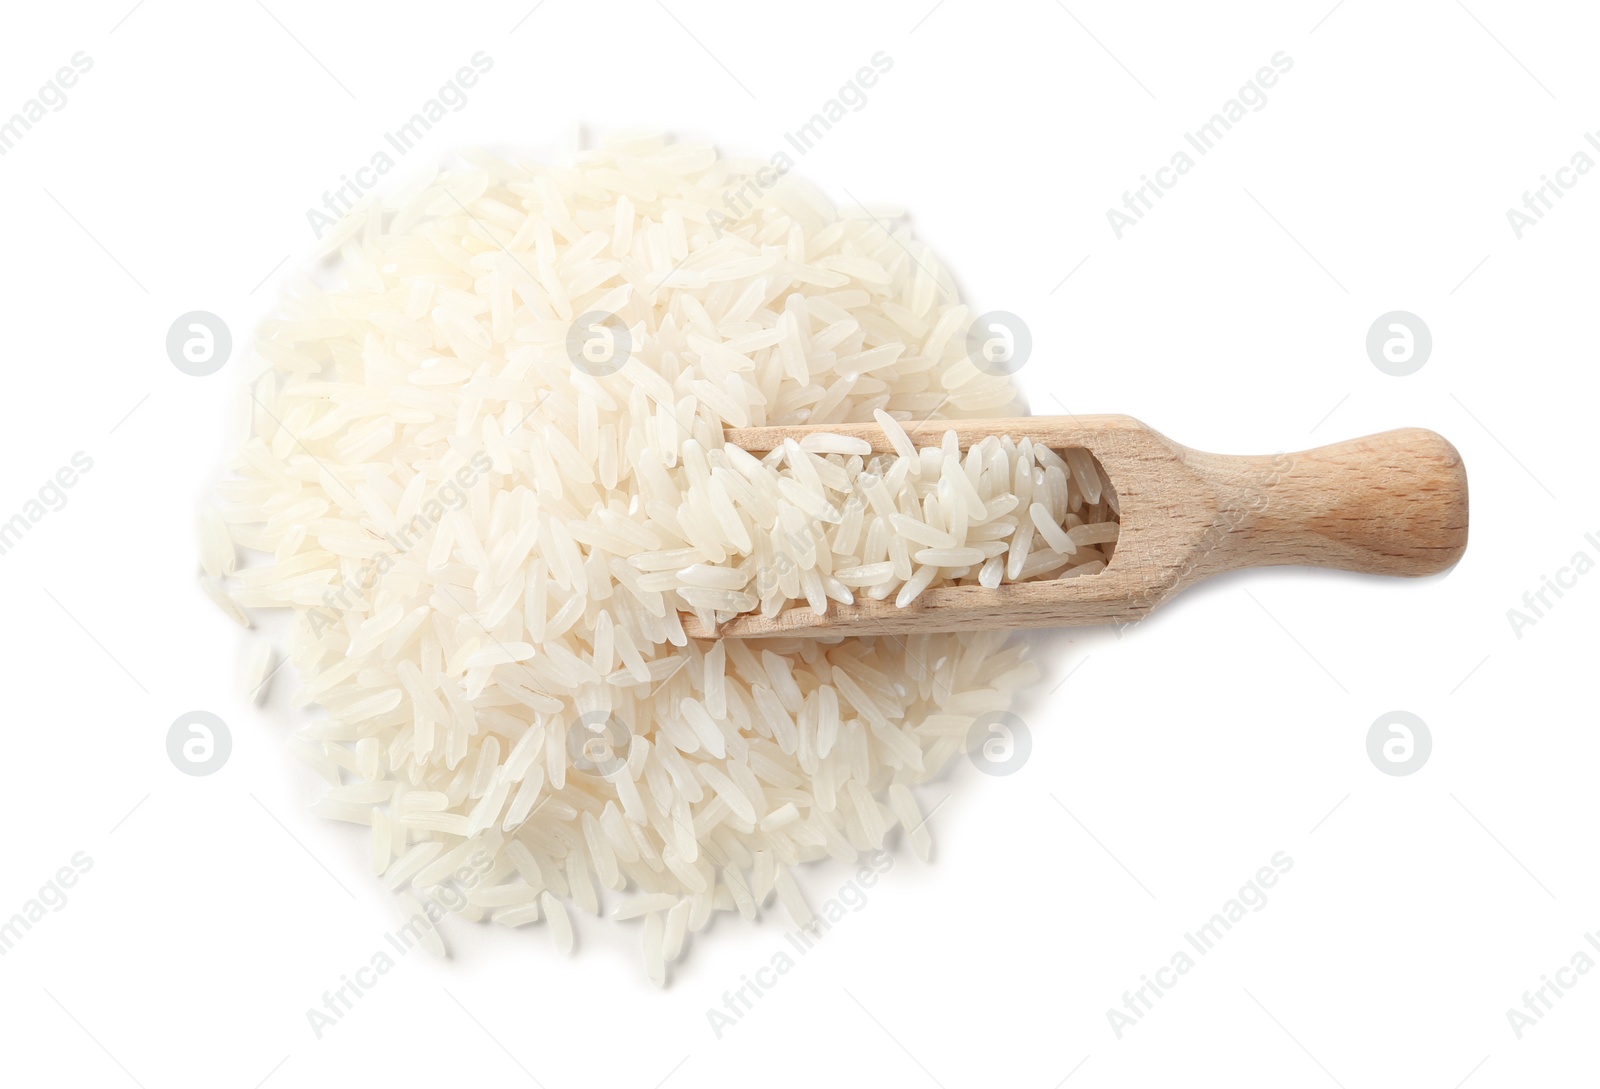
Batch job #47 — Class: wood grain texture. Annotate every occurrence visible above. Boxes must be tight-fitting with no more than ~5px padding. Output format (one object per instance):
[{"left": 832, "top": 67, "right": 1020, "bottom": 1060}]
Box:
[{"left": 683, "top": 416, "right": 1468, "bottom": 639}]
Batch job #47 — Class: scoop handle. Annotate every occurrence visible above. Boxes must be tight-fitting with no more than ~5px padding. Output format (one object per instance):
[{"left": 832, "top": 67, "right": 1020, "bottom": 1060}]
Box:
[{"left": 1187, "top": 427, "right": 1469, "bottom": 578}]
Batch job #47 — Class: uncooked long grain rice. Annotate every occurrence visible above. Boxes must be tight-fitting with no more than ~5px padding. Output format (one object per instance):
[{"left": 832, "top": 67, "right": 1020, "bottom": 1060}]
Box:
[{"left": 207, "top": 135, "right": 1116, "bottom": 983}]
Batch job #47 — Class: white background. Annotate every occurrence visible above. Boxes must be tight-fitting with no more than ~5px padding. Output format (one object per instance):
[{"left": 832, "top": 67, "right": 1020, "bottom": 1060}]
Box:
[{"left": 0, "top": 1, "right": 1594, "bottom": 1086}]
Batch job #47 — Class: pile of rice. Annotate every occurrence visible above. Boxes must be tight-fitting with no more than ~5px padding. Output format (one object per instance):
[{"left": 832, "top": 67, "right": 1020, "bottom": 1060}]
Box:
[{"left": 203, "top": 135, "right": 1109, "bottom": 982}]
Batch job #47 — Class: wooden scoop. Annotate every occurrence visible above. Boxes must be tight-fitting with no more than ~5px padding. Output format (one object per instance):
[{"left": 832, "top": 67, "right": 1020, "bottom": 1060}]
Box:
[{"left": 682, "top": 415, "right": 1468, "bottom": 640}]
